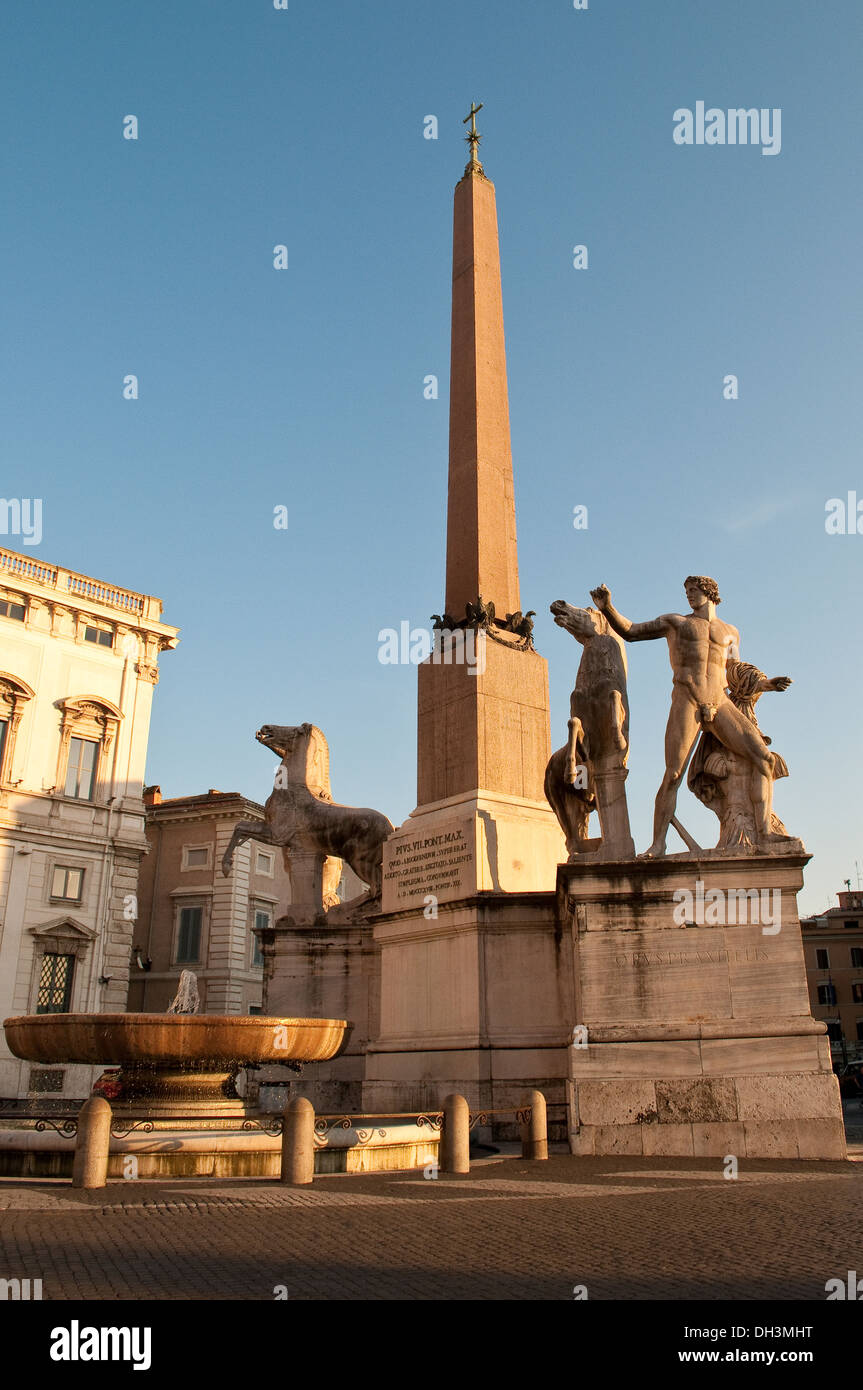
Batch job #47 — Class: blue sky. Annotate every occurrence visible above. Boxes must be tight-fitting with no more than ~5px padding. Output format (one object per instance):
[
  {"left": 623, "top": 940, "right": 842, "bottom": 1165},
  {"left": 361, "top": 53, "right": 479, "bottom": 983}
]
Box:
[{"left": 2, "top": 0, "right": 861, "bottom": 912}]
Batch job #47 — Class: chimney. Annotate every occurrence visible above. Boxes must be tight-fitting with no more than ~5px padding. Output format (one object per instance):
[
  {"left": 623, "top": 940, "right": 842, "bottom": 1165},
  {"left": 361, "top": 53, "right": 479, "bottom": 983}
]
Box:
[{"left": 143, "top": 785, "right": 162, "bottom": 806}]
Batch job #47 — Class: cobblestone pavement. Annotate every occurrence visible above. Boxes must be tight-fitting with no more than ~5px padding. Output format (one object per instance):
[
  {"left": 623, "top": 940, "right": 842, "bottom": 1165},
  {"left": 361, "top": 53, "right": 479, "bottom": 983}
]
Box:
[{"left": 1, "top": 1153, "right": 860, "bottom": 1301}]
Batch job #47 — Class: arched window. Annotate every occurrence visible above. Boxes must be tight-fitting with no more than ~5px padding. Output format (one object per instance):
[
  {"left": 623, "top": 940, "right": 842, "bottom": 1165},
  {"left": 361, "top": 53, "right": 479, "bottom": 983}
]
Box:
[
  {"left": 0, "top": 673, "right": 35, "bottom": 786},
  {"left": 54, "top": 696, "right": 123, "bottom": 803}
]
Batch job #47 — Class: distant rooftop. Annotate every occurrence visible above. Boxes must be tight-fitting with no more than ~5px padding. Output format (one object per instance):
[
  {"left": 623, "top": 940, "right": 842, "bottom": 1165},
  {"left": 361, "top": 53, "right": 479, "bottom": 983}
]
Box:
[
  {"left": 801, "top": 889, "right": 863, "bottom": 925},
  {"left": 144, "top": 786, "right": 264, "bottom": 813}
]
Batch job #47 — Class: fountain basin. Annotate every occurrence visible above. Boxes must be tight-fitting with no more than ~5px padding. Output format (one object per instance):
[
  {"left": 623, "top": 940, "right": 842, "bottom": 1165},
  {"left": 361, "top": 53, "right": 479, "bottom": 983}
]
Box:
[{"left": 3, "top": 1013, "right": 349, "bottom": 1110}]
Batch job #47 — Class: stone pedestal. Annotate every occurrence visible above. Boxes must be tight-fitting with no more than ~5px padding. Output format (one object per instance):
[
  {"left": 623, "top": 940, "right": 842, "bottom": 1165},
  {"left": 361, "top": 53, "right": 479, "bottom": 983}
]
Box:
[
  {"left": 363, "top": 890, "right": 572, "bottom": 1127},
  {"left": 262, "top": 919, "right": 378, "bottom": 1114},
  {"left": 382, "top": 789, "right": 565, "bottom": 912},
  {"left": 561, "top": 854, "right": 846, "bottom": 1159}
]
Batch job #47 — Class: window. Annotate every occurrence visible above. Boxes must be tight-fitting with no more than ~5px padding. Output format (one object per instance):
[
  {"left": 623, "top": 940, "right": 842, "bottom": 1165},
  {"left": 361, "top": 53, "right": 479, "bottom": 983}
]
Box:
[
  {"left": 83, "top": 625, "right": 113, "bottom": 648},
  {"left": 857, "top": 1022, "right": 863, "bottom": 1042},
  {"left": 255, "top": 850, "right": 274, "bottom": 876},
  {"left": 853, "top": 984, "right": 863, "bottom": 1004},
  {"left": 249, "top": 1004, "right": 263, "bottom": 1015},
  {"left": 182, "top": 845, "right": 211, "bottom": 870},
  {"left": 64, "top": 737, "right": 98, "bottom": 799},
  {"left": 816, "top": 948, "right": 830, "bottom": 969},
  {"left": 0, "top": 599, "right": 25, "bottom": 621},
  {"left": 825, "top": 1020, "right": 843, "bottom": 1043},
  {"left": 844, "top": 920, "right": 858, "bottom": 930},
  {"left": 817, "top": 983, "right": 837, "bottom": 1006},
  {"left": 176, "top": 906, "right": 202, "bottom": 964},
  {"left": 50, "top": 865, "right": 84, "bottom": 902},
  {"left": 55, "top": 696, "right": 121, "bottom": 805},
  {"left": 0, "top": 674, "right": 33, "bottom": 785},
  {"left": 36, "top": 953, "right": 74, "bottom": 1013},
  {"left": 852, "top": 949, "right": 863, "bottom": 968},
  {"left": 252, "top": 908, "right": 270, "bottom": 967}
]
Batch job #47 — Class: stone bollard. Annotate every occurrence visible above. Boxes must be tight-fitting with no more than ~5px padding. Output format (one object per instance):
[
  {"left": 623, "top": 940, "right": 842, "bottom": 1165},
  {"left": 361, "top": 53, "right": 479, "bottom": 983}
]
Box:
[
  {"left": 72, "top": 1096, "right": 112, "bottom": 1189},
  {"left": 281, "top": 1096, "right": 316, "bottom": 1185},
  {"left": 520, "top": 1090, "right": 548, "bottom": 1161},
  {"left": 441, "top": 1093, "right": 470, "bottom": 1174}
]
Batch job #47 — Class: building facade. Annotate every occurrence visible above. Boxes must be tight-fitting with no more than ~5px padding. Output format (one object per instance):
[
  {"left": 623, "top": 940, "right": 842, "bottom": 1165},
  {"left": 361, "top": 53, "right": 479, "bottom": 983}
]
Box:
[
  {"left": 129, "top": 789, "right": 288, "bottom": 1014},
  {"left": 0, "top": 546, "right": 178, "bottom": 1099},
  {"left": 801, "top": 889, "right": 863, "bottom": 1063}
]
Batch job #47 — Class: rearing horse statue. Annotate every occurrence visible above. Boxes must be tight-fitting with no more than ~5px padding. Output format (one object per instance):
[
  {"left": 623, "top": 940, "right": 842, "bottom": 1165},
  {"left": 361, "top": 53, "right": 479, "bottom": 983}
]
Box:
[{"left": 221, "top": 723, "right": 394, "bottom": 903}]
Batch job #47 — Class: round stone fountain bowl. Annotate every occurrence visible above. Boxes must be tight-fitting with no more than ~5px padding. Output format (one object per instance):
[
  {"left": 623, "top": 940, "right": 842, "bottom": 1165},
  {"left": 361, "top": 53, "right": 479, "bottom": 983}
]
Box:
[{"left": 3, "top": 1014, "right": 349, "bottom": 1111}]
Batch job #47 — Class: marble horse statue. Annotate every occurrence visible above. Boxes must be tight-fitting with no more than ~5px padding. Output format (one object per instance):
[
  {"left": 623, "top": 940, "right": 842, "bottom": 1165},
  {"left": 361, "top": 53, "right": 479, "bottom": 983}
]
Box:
[
  {"left": 545, "top": 602, "right": 636, "bottom": 860},
  {"left": 221, "top": 723, "right": 394, "bottom": 907}
]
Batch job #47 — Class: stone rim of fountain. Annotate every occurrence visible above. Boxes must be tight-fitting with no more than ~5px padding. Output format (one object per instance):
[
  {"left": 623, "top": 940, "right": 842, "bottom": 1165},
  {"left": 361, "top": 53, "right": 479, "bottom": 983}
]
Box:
[{"left": 3, "top": 1012, "right": 351, "bottom": 1114}]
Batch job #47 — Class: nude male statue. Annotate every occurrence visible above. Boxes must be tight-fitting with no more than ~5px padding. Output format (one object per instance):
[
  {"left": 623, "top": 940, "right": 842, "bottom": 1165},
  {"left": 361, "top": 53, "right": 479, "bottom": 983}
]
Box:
[{"left": 589, "top": 576, "right": 791, "bottom": 859}]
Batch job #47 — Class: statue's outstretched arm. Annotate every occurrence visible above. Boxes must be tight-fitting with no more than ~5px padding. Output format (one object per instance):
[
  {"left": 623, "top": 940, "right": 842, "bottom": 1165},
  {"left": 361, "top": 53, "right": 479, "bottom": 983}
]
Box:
[
  {"left": 590, "top": 584, "right": 670, "bottom": 642},
  {"left": 603, "top": 604, "right": 670, "bottom": 642}
]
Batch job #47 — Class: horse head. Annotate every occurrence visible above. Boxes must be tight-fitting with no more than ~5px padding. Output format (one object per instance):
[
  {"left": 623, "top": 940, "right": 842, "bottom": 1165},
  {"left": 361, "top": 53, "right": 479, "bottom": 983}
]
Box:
[
  {"left": 256, "top": 724, "right": 331, "bottom": 799},
  {"left": 550, "top": 601, "right": 608, "bottom": 644},
  {"left": 256, "top": 723, "right": 310, "bottom": 758}
]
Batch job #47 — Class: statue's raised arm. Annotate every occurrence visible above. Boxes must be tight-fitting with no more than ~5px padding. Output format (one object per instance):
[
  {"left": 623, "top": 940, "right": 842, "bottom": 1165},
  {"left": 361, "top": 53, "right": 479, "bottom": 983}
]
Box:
[{"left": 590, "top": 583, "right": 675, "bottom": 643}]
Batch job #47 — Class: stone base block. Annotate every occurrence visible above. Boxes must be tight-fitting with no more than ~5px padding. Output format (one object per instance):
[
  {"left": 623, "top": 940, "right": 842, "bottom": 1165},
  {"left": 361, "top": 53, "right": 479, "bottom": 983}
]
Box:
[{"left": 568, "top": 1072, "right": 846, "bottom": 1159}]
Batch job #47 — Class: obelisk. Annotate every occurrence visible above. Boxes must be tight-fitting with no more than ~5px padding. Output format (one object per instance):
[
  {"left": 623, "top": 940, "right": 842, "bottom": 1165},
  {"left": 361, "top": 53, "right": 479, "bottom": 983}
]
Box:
[
  {"left": 365, "top": 109, "right": 567, "bottom": 1116},
  {"left": 443, "top": 102, "right": 519, "bottom": 626},
  {"left": 382, "top": 106, "right": 564, "bottom": 910}
]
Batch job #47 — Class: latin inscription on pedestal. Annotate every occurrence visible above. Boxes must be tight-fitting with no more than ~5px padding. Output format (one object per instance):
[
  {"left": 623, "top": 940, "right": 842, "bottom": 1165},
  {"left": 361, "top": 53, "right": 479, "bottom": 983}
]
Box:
[{"left": 381, "top": 818, "right": 475, "bottom": 912}]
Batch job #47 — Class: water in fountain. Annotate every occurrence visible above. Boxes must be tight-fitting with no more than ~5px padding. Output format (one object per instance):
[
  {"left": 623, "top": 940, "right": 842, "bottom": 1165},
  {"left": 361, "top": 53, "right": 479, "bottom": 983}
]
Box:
[{"left": 166, "top": 970, "right": 201, "bottom": 1015}]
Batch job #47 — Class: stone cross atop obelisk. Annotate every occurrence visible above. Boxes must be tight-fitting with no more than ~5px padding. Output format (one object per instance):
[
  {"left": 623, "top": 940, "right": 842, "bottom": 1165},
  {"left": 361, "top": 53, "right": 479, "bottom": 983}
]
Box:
[{"left": 445, "top": 102, "right": 520, "bottom": 620}]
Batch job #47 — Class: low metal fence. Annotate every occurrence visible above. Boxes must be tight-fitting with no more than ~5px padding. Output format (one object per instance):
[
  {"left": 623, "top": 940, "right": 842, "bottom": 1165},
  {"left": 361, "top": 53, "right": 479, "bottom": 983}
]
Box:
[{"left": 313, "top": 1112, "right": 443, "bottom": 1148}]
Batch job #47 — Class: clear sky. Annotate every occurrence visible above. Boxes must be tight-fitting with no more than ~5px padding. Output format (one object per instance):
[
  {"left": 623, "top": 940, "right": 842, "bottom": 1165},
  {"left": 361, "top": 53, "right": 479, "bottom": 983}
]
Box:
[{"left": 2, "top": 1, "right": 861, "bottom": 913}]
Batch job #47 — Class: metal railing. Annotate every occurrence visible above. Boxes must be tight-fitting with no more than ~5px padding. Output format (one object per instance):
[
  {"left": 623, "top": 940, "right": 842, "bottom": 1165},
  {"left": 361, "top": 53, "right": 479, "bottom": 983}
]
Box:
[
  {"left": 107, "top": 1115, "right": 283, "bottom": 1138},
  {"left": 0, "top": 1108, "right": 282, "bottom": 1139},
  {"left": 313, "top": 1111, "right": 443, "bottom": 1148},
  {"left": 0, "top": 1113, "right": 78, "bottom": 1136}
]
